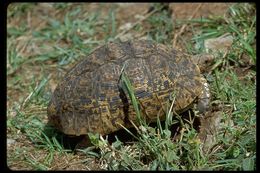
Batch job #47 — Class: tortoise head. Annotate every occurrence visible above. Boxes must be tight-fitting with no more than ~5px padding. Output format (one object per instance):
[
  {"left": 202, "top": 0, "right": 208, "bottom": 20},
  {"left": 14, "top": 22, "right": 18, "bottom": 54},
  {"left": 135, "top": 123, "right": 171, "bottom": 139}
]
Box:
[{"left": 192, "top": 54, "right": 215, "bottom": 73}]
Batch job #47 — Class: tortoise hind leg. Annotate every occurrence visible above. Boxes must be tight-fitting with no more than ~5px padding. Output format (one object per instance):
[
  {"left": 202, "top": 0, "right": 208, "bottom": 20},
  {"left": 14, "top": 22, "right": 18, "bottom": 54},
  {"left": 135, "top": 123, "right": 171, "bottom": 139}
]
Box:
[{"left": 74, "top": 135, "right": 92, "bottom": 149}]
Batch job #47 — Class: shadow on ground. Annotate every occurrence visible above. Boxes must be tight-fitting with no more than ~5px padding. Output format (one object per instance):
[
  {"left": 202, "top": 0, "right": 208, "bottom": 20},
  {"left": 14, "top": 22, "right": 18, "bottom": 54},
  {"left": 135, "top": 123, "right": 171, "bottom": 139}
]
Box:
[{"left": 42, "top": 109, "right": 201, "bottom": 152}]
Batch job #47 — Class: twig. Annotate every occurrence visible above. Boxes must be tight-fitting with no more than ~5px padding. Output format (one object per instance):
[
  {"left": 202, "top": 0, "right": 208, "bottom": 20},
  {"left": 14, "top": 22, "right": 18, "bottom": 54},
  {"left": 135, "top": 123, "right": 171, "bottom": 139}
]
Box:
[
  {"left": 114, "top": 7, "right": 159, "bottom": 40},
  {"left": 172, "top": 3, "right": 203, "bottom": 48},
  {"left": 208, "top": 49, "right": 229, "bottom": 74}
]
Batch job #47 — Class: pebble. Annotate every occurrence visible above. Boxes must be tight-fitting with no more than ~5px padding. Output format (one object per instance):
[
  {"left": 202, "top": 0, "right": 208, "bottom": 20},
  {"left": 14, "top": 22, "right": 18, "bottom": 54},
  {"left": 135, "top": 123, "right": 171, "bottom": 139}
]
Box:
[
  {"left": 204, "top": 33, "right": 234, "bottom": 54},
  {"left": 7, "top": 139, "right": 16, "bottom": 147}
]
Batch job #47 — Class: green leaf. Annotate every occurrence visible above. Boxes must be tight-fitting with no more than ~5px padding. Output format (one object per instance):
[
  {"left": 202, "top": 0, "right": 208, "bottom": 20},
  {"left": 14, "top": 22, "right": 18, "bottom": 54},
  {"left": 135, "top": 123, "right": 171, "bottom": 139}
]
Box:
[
  {"left": 163, "top": 130, "right": 171, "bottom": 138},
  {"left": 242, "top": 157, "right": 255, "bottom": 170},
  {"left": 48, "top": 18, "right": 61, "bottom": 28},
  {"left": 88, "top": 132, "right": 100, "bottom": 146},
  {"left": 112, "top": 138, "right": 123, "bottom": 149},
  {"left": 7, "top": 27, "right": 26, "bottom": 37},
  {"left": 150, "top": 160, "right": 158, "bottom": 170},
  {"left": 119, "top": 69, "right": 143, "bottom": 124},
  {"left": 166, "top": 151, "right": 175, "bottom": 162}
]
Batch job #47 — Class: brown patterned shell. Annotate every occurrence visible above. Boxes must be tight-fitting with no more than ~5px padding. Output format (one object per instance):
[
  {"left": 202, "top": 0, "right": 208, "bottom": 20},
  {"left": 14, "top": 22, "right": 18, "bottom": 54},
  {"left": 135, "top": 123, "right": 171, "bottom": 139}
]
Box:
[{"left": 47, "top": 40, "right": 204, "bottom": 136}]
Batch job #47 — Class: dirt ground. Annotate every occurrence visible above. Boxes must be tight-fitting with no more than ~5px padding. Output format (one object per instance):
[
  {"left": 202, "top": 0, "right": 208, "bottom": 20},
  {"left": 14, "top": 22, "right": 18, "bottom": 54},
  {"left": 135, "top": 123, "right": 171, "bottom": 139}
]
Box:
[{"left": 7, "top": 3, "right": 236, "bottom": 170}]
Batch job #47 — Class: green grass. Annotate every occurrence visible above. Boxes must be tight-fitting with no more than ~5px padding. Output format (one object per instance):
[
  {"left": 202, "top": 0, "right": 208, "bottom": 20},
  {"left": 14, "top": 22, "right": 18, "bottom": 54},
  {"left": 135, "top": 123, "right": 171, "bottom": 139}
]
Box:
[
  {"left": 7, "top": 3, "right": 256, "bottom": 170},
  {"left": 146, "top": 4, "right": 174, "bottom": 44}
]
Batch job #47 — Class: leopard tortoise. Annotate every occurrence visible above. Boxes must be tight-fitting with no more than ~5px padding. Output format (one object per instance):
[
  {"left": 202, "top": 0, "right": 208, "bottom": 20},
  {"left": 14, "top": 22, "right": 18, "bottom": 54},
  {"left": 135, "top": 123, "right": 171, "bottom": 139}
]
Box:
[{"left": 47, "top": 40, "right": 214, "bottom": 138}]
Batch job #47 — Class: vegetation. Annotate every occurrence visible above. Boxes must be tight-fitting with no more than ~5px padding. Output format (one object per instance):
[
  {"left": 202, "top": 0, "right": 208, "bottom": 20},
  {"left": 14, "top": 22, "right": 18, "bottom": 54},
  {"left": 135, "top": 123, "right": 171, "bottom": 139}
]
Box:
[{"left": 7, "top": 3, "right": 256, "bottom": 170}]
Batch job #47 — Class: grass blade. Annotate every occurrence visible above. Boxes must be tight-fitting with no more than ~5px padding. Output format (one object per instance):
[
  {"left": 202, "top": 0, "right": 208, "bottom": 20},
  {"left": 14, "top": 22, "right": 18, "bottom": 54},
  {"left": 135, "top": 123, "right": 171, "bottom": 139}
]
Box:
[{"left": 119, "top": 66, "right": 143, "bottom": 125}]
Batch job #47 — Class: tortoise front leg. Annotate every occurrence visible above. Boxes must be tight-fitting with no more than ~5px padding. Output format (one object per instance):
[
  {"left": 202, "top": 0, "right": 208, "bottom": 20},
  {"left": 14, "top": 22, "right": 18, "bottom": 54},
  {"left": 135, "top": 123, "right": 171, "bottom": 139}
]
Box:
[{"left": 197, "top": 76, "right": 211, "bottom": 114}]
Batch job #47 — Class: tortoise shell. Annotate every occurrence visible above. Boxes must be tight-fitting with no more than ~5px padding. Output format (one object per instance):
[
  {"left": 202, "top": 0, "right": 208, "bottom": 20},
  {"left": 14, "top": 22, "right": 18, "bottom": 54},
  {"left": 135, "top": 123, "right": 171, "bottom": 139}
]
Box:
[{"left": 47, "top": 40, "right": 207, "bottom": 136}]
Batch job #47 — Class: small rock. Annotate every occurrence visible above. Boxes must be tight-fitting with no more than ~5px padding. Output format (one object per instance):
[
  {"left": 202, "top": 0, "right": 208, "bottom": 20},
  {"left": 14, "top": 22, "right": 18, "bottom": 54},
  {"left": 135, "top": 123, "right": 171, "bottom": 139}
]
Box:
[
  {"left": 134, "top": 14, "right": 145, "bottom": 20},
  {"left": 204, "top": 33, "right": 234, "bottom": 54},
  {"left": 119, "top": 22, "right": 133, "bottom": 31},
  {"left": 7, "top": 139, "right": 16, "bottom": 147},
  {"left": 119, "top": 33, "right": 134, "bottom": 42},
  {"left": 116, "top": 3, "right": 136, "bottom": 7}
]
